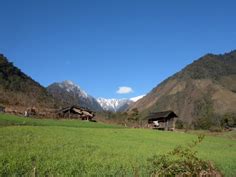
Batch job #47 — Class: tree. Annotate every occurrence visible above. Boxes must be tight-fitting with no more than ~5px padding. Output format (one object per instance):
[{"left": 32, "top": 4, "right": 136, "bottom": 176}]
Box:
[{"left": 127, "top": 108, "right": 144, "bottom": 127}]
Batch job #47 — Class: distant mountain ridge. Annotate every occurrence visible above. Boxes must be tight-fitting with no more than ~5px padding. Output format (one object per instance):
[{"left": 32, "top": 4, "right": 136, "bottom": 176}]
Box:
[
  {"left": 97, "top": 98, "right": 132, "bottom": 112},
  {"left": 97, "top": 95, "right": 145, "bottom": 112},
  {"left": 47, "top": 81, "right": 103, "bottom": 111},
  {"left": 129, "top": 50, "right": 236, "bottom": 124}
]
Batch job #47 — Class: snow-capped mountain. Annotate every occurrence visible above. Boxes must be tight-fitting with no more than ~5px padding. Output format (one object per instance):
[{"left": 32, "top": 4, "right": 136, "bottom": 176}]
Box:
[
  {"left": 47, "top": 80, "right": 145, "bottom": 112},
  {"left": 97, "top": 95, "right": 145, "bottom": 112},
  {"left": 130, "top": 95, "right": 145, "bottom": 102},
  {"left": 97, "top": 98, "right": 132, "bottom": 112},
  {"left": 58, "top": 80, "right": 88, "bottom": 98},
  {"left": 47, "top": 80, "right": 103, "bottom": 111}
]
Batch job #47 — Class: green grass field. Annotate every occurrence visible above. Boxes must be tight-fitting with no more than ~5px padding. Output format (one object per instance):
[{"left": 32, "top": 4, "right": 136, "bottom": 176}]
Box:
[{"left": 0, "top": 114, "right": 236, "bottom": 176}]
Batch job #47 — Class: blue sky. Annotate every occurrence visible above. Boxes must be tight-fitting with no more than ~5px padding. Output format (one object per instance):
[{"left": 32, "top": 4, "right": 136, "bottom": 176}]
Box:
[{"left": 0, "top": 0, "right": 236, "bottom": 99}]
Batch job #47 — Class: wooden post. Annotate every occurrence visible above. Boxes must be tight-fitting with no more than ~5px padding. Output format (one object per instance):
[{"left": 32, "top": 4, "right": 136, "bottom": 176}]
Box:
[
  {"left": 173, "top": 118, "right": 175, "bottom": 130},
  {"left": 166, "top": 119, "right": 169, "bottom": 131}
]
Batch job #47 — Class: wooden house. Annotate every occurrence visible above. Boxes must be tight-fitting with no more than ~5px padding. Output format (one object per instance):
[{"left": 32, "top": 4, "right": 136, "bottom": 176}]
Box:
[
  {"left": 147, "top": 111, "right": 178, "bottom": 131},
  {"left": 58, "top": 105, "right": 95, "bottom": 121}
]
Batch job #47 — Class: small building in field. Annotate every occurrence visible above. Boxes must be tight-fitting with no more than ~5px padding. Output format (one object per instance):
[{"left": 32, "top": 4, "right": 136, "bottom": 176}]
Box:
[
  {"left": 58, "top": 105, "right": 95, "bottom": 121},
  {"left": 147, "top": 111, "right": 178, "bottom": 131}
]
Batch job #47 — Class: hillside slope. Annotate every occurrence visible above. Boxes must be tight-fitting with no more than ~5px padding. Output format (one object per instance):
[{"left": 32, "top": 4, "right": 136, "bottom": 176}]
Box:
[
  {"left": 0, "top": 54, "right": 57, "bottom": 109},
  {"left": 129, "top": 50, "right": 236, "bottom": 124}
]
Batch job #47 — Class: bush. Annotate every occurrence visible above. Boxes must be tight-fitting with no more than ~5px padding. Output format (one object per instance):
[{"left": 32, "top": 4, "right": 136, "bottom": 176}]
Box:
[
  {"left": 209, "top": 126, "right": 222, "bottom": 132},
  {"left": 175, "top": 119, "right": 184, "bottom": 129},
  {"left": 193, "top": 117, "right": 211, "bottom": 130},
  {"left": 147, "top": 135, "right": 222, "bottom": 176},
  {"left": 222, "top": 113, "right": 236, "bottom": 128}
]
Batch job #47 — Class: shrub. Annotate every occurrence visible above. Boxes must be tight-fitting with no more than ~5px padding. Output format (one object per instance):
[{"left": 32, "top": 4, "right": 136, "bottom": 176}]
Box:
[
  {"left": 209, "top": 126, "right": 222, "bottom": 132},
  {"left": 175, "top": 119, "right": 184, "bottom": 129},
  {"left": 193, "top": 120, "right": 208, "bottom": 130},
  {"left": 222, "top": 113, "right": 236, "bottom": 128},
  {"left": 147, "top": 135, "right": 222, "bottom": 176}
]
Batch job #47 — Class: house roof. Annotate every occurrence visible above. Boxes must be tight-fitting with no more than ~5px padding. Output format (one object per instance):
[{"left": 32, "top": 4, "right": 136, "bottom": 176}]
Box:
[
  {"left": 58, "top": 105, "right": 93, "bottom": 114},
  {"left": 147, "top": 110, "right": 178, "bottom": 121}
]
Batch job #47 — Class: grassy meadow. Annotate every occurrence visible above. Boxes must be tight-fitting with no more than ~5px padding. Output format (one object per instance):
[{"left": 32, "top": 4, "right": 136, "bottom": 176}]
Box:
[{"left": 0, "top": 113, "right": 236, "bottom": 176}]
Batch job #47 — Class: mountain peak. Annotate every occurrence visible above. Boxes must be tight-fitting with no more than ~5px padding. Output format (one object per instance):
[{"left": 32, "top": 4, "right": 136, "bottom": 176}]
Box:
[
  {"left": 47, "top": 81, "right": 103, "bottom": 111},
  {"left": 57, "top": 80, "right": 88, "bottom": 97},
  {"left": 60, "top": 80, "right": 80, "bottom": 89},
  {"left": 62, "top": 80, "right": 76, "bottom": 86}
]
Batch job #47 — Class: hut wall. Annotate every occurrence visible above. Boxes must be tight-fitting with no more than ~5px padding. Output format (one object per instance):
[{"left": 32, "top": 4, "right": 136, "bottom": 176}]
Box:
[
  {"left": 166, "top": 118, "right": 177, "bottom": 130},
  {"left": 167, "top": 119, "right": 173, "bottom": 129},
  {"left": 158, "top": 122, "right": 166, "bottom": 129},
  {"left": 149, "top": 119, "right": 176, "bottom": 130}
]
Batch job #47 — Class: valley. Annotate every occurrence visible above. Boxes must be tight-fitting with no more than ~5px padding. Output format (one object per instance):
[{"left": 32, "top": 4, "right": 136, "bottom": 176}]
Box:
[
  {"left": 1, "top": 1, "right": 236, "bottom": 176},
  {"left": 1, "top": 50, "right": 236, "bottom": 176}
]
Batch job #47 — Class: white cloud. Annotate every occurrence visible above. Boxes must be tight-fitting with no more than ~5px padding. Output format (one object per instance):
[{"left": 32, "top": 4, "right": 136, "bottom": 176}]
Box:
[{"left": 116, "top": 86, "right": 133, "bottom": 94}]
